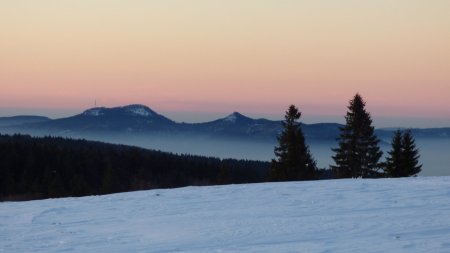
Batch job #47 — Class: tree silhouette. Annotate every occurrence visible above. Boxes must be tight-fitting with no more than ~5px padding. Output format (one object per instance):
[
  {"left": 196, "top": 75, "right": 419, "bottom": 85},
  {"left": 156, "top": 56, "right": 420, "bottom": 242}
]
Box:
[
  {"left": 269, "top": 105, "right": 317, "bottom": 181},
  {"left": 331, "top": 94, "right": 383, "bottom": 178},
  {"left": 385, "top": 130, "right": 422, "bottom": 177},
  {"left": 385, "top": 130, "right": 404, "bottom": 177},
  {"left": 402, "top": 130, "right": 422, "bottom": 176}
]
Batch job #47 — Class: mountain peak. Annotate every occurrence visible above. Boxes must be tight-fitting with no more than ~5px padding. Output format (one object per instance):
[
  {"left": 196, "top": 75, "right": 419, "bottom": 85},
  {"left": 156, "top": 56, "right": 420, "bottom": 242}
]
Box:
[
  {"left": 223, "top": 112, "right": 249, "bottom": 123},
  {"left": 83, "top": 107, "right": 106, "bottom": 116},
  {"left": 82, "top": 104, "right": 155, "bottom": 117},
  {"left": 120, "top": 104, "right": 154, "bottom": 117}
]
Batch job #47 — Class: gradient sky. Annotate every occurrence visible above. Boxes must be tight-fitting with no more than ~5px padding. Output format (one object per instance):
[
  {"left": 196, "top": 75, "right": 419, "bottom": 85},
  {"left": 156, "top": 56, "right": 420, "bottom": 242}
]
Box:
[{"left": 1, "top": 1, "right": 449, "bottom": 127}]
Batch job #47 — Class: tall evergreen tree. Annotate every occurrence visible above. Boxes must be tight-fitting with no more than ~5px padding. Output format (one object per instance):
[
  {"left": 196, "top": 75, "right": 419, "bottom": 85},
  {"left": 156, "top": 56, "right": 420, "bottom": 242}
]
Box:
[
  {"left": 269, "top": 105, "right": 317, "bottom": 181},
  {"left": 331, "top": 94, "right": 383, "bottom": 178},
  {"left": 385, "top": 130, "right": 404, "bottom": 177}
]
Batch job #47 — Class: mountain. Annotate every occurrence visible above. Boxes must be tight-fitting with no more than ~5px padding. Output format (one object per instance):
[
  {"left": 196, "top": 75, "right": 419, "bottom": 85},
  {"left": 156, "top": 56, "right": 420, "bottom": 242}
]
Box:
[
  {"left": 376, "top": 127, "right": 450, "bottom": 140},
  {"left": 10, "top": 104, "right": 177, "bottom": 135},
  {"left": 181, "top": 112, "right": 341, "bottom": 140},
  {"left": 188, "top": 112, "right": 282, "bottom": 139},
  {"left": 1, "top": 104, "right": 449, "bottom": 142},
  {"left": 2, "top": 105, "right": 340, "bottom": 141},
  {"left": 0, "top": 115, "right": 50, "bottom": 127}
]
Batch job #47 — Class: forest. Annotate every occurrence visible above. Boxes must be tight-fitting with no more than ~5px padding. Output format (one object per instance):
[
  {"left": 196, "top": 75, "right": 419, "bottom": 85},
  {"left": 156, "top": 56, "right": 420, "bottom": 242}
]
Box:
[{"left": 0, "top": 134, "right": 270, "bottom": 201}]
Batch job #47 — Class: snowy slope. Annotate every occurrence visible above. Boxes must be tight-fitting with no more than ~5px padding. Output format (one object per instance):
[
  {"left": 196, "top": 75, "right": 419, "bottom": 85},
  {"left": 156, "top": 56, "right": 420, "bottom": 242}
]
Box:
[{"left": 1, "top": 177, "right": 450, "bottom": 252}]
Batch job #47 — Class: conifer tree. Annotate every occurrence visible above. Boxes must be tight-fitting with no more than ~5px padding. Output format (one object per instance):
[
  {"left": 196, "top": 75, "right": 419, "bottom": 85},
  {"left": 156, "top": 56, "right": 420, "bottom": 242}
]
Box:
[
  {"left": 401, "top": 130, "right": 422, "bottom": 176},
  {"left": 385, "top": 130, "right": 404, "bottom": 177},
  {"left": 385, "top": 130, "right": 422, "bottom": 177},
  {"left": 269, "top": 105, "right": 317, "bottom": 181},
  {"left": 331, "top": 94, "right": 383, "bottom": 178}
]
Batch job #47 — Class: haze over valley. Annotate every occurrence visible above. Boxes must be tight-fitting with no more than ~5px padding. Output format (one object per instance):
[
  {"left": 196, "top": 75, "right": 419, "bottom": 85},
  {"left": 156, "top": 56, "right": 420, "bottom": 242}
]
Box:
[{"left": 1, "top": 104, "right": 449, "bottom": 176}]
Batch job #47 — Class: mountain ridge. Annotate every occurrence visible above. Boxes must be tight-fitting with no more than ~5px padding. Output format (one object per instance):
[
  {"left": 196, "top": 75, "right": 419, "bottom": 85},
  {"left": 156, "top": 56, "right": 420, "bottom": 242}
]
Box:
[
  {"left": 1, "top": 104, "right": 449, "bottom": 141},
  {"left": 0, "top": 115, "right": 51, "bottom": 127}
]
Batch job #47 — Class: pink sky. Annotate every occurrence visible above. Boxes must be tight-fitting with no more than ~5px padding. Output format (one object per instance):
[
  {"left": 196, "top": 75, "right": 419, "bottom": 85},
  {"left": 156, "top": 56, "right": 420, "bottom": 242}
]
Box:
[{"left": 1, "top": 1, "right": 449, "bottom": 127}]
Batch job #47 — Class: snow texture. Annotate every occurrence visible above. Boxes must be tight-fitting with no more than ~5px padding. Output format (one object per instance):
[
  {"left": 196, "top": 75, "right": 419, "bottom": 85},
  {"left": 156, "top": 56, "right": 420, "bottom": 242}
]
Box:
[
  {"left": 117, "top": 105, "right": 153, "bottom": 117},
  {"left": 1, "top": 177, "right": 450, "bottom": 252},
  {"left": 125, "top": 107, "right": 152, "bottom": 117},
  {"left": 83, "top": 109, "right": 104, "bottom": 117},
  {"left": 223, "top": 113, "right": 238, "bottom": 122}
]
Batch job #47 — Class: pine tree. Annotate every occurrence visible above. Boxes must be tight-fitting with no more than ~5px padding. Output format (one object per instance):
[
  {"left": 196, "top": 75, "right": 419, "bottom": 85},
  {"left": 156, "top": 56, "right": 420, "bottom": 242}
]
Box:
[
  {"left": 269, "top": 105, "right": 317, "bottom": 181},
  {"left": 385, "top": 130, "right": 403, "bottom": 177},
  {"left": 401, "top": 130, "right": 422, "bottom": 176},
  {"left": 385, "top": 130, "right": 422, "bottom": 177},
  {"left": 331, "top": 94, "right": 383, "bottom": 178}
]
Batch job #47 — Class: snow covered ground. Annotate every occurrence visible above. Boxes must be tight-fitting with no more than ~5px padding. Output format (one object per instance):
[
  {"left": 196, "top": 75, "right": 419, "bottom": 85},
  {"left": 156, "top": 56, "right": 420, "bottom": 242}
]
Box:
[{"left": 1, "top": 177, "right": 450, "bottom": 253}]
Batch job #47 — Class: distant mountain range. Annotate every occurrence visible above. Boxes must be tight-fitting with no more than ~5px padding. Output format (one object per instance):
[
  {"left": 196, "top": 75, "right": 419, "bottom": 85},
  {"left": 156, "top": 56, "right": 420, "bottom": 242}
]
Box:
[
  {"left": 0, "top": 115, "right": 50, "bottom": 127},
  {"left": 1, "top": 104, "right": 449, "bottom": 142}
]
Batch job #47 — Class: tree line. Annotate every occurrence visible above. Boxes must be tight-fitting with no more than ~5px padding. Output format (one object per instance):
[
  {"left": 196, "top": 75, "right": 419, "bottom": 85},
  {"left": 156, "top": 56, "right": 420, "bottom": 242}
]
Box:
[
  {"left": 0, "top": 135, "right": 269, "bottom": 201},
  {"left": 269, "top": 93, "right": 422, "bottom": 181}
]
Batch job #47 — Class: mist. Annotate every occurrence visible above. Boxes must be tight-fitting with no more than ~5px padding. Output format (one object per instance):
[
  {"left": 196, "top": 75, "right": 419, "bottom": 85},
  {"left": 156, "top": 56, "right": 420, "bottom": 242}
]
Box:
[
  {"left": 63, "top": 133, "right": 450, "bottom": 177},
  {"left": 114, "top": 135, "right": 450, "bottom": 177},
  {"left": 2, "top": 126, "right": 448, "bottom": 176}
]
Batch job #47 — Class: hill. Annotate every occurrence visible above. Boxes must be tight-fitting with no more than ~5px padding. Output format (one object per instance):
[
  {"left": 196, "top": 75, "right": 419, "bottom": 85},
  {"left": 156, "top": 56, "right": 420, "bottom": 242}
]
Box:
[
  {"left": 0, "top": 115, "right": 50, "bottom": 127},
  {"left": 1, "top": 177, "right": 449, "bottom": 252}
]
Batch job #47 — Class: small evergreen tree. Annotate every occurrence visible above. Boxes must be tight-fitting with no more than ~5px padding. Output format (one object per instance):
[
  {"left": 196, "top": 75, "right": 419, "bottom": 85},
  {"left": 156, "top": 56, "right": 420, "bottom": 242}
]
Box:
[
  {"left": 385, "top": 130, "right": 404, "bottom": 177},
  {"left": 269, "top": 105, "right": 317, "bottom": 181},
  {"left": 386, "top": 130, "right": 422, "bottom": 177},
  {"left": 401, "top": 130, "right": 422, "bottom": 176},
  {"left": 331, "top": 94, "right": 383, "bottom": 178},
  {"left": 385, "top": 130, "right": 422, "bottom": 177}
]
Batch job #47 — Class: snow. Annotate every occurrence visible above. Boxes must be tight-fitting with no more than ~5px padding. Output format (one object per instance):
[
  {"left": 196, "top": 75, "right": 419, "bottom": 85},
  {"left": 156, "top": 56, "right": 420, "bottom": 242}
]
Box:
[
  {"left": 1, "top": 177, "right": 450, "bottom": 252},
  {"left": 123, "top": 105, "right": 152, "bottom": 117},
  {"left": 82, "top": 105, "right": 153, "bottom": 117},
  {"left": 83, "top": 109, "right": 104, "bottom": 116},
  {"left": 223, "top": 112, "right": 238, "bottom": 122},
  {"left": 126, "top": 107, "right": 151, "bottom": 117}
]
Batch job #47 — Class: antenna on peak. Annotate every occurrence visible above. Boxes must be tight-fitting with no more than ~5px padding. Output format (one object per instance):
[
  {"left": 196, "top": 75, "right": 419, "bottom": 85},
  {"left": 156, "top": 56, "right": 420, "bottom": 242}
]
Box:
[{"left": 94, "top": 99, "right": 97, "bottom": 108}]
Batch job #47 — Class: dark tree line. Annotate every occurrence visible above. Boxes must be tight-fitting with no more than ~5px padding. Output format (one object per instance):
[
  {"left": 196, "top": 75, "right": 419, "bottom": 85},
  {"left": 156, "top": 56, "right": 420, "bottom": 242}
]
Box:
[{"left": 0, "top": 134, "right": 269, "bottom": 201}]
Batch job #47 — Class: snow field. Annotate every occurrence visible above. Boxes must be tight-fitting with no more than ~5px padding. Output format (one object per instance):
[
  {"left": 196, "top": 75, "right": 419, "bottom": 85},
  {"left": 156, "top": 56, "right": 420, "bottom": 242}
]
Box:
[{"left": 1, "top": 177, "right": 450, "bottom": 252}]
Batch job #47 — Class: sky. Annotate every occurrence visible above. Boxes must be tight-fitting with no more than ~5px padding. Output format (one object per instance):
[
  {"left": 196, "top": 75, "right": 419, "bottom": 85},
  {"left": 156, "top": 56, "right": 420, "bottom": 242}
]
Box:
[{"left": 1, "top": 1, "right": 449, "bottom": 128}]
